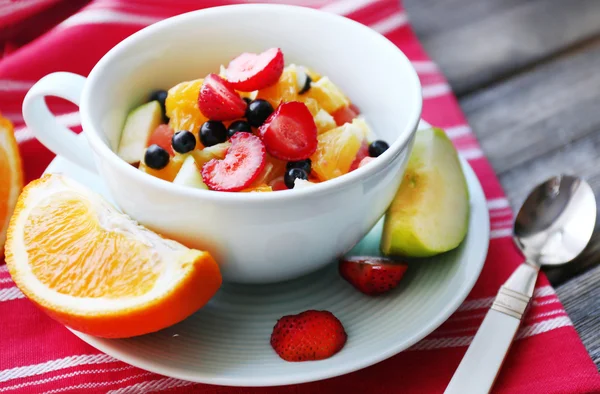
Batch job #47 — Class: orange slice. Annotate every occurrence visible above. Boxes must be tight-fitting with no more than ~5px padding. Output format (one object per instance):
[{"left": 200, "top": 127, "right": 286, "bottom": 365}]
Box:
[
  {"left": 166, "top": 78, "right": 208, "bottom": 139},
  {"left": 256, "top": 65, "right": 299, "bottom": 108},
  {"left": 0, "top": 114, "right": 23, "bottom": 254},
  {"left": 5, "top": 174, "right": 221, "bottom": 338},
  {"left": 310, "top": 122, "right": 363, "bottom": 181}
]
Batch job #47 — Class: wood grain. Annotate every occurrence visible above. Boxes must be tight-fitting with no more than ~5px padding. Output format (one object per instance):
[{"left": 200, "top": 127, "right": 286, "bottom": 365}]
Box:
[{"left": 404, "top": 0, "right": 600, "bottom": 95}]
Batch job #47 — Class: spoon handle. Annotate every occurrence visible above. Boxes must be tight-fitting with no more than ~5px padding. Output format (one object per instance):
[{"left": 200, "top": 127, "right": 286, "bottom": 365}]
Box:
[{"left": 444, "top": 263, "right": 540, "bottom": 394}]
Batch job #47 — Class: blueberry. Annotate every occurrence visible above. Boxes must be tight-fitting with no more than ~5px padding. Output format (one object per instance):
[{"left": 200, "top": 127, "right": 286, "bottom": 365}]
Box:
[
  {"left": 245, "top": 99, "right": 274, "bottom": 127},
  {"left": 172, "top": 130, "right": 196, "bottom": 154},
  {"left": 284, "top": 168, "right": 308, "bottom": 189},
  {"left": 368, "top": 140, "right": 389, "bottom": 157},
  {"left": 144, "top": 144, "right": 170, "bottom": 169},
  {"left": 148, "top": 89, "right": 169, "bottom": 122},
  {"left": 227, "top": 120, "right": 253, "bottom": 138},
  {"left": 200, "top": 121, "right": 228, "bottom": 147},
  {"left": 299, "top": 75, "right": 312, "bottom": 95},
  {"left": 286, "top": 159, "right": 311, "bottom": 174}
]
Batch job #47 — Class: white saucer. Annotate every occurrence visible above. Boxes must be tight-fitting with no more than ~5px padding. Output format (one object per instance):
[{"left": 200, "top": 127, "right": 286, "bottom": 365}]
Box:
[{"left": 44, "top": 138, "right": 489, "bottom": 387}]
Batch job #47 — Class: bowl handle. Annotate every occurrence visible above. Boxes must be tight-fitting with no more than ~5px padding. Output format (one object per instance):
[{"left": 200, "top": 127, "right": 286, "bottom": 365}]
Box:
[{"left": 22, "top": 72, "right": 96, "bottom": 173}]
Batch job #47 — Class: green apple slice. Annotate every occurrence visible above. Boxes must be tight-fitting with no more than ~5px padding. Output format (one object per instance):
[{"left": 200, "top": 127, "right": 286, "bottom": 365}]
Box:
[
  {"left": 173, "top": 155, "right": 208, "bottom": 189},
  {"left": 117, "top": 101, "right": 163, "bottom": 164},
  {"left": 381, "top": 127, "right": 469, "bottom": 257}
]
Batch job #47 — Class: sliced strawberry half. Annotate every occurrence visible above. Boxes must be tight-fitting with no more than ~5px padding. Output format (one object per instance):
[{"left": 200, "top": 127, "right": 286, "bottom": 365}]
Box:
[
  {"left": 339, "top": 256, "right": 408, "bottom": 296},
  {"left": 258, "top": 101, "right": 317, "bottom": 161},
  {"left": 349, "top": 140, "right": 369, "bottom": 172},
  {"left": 225, "top": 48, "right": 284, "bottom": 92},
  {"left": 270, "top": 310, "right": 347, "bottom": 362},
  {"left": 332, "top": 105, "right": 360, "bottom": 126},
  {"left": 202, "top": 133, "right": 266, "bottom": 191},
  {"left": 147, "top": 124, "right": 175, "bottom": 156},
  {"left": 198, "top": 74, "right": 247, "bottom": 121}
]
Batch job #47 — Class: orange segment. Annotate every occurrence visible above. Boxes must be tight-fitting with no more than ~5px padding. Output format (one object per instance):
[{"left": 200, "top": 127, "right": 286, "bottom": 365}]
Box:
[
  {"left": 310, "top": 122, "right": 363, "bottom": 181},
  {"left": 304, "top": 77, "right": 349, "bottom": 114},
  {"left": 0, "top": 113, "right": 23, "bottom": 254},
  {"left": 256, "top": 65, "right": 298, "bottom": 108},
  {"left": 166, "top": 79, "right": 208, "bottom": 138},
  {"left": 242, "top": 184, "right": 273, "bottom": 192},
  {"left": 5, "top": 174, "right": 221, "bottom": 338},
  {"left": 139, "top": 153, "right": 186, "bottom": 182}
]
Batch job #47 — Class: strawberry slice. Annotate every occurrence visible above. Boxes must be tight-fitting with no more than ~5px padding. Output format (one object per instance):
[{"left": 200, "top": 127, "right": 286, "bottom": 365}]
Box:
[
  {"left": 349, "top": 140, "right": 369, "bottom": 171},
  {"left": 225, "top": 48, "right": 284, "bottom": 92},
  {"left": 339, "top": 256, "right": 408, "bottom": 296},
  {"left": 202, "top": 133, "right": 266, "bottom": 192},
  {"left": 198, "top": 74, "right": 247, "bottom": 121},
  {"left": 147, "top": 124, "right": 175, "bottom": 156},
  {"left": 270, "top": 310, "right": 347, "bottom": 362},
  {"left": 258, "top": 101, "right": 317, "bottom": 161},
  {"left": 332, "top": 105, "right": 360, "bottom": 126}
]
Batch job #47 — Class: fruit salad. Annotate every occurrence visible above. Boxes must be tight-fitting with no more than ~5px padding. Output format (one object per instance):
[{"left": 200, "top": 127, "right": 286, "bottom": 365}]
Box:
[{"left": 116, "top": 48, "right": 390, "bottom": 192}]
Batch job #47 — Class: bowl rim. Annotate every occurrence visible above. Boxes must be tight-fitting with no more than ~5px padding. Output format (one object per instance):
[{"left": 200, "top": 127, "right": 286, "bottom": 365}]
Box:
[{"left": 81, "top": 3, "right": 423, "bottom": 204}]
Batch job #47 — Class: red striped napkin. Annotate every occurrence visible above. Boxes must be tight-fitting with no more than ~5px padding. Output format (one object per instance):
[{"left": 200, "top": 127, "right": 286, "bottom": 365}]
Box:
[{"left": 1, "top": 1, "right": 600, "bottom": 393}]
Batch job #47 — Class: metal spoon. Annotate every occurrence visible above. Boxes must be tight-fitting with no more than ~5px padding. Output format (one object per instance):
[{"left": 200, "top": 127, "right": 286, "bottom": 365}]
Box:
[{"left": 445, "top": 175, "right": 596, "bottom": 394}]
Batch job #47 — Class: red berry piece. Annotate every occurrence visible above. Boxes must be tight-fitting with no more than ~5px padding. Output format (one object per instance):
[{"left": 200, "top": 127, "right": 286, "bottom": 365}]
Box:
[
  {"left": 332, "top": 105, "right": 360, "bottom": 126},
  {"left": 147, "top": 124, "right": 175, "bottom": 156},
  {"left": 198, "top": 74, "right": 247, "bottom": 121},
  {"left": 202, "top": 133, "right": 266, "bottom": 192},
  {"left": 258, "top": 101, "right": 317, "bottom": 161},
  {"left": 270, "top": 310, "right": 347, "bottom": 362},
  {"left": 226, "top": 48, "right": 284, "bottom": 92},
  {"left": 339, "top": 256, "right": 408, "bottom": 296},
  {"left": 349, "top": 140, "right": 369, "bottom": 172}
]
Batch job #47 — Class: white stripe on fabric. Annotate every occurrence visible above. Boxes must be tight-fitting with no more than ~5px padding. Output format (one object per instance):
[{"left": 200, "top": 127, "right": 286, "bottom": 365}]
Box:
[
  {"left": 59, "top": 9, "right": 162, "bottom": 29},
  {"left": 409, "top": 316, "right": 572, "bottom": 351},
  {"left": 0, "top": 265, "right": 8, "bottom": 274},
  {"left": 0, "top": 366, "right": 136, "bottom": 393},
  {"left": 15, "top": 112, "right": 81, "bottom": 143},
  {"left": 0, "top": 354, "right": 116, "bottom": 383},
  {"left": 0, "top": 287, "right": 24, "bottom": 302},
  {"left": 370, "top": 11, "right": 408, "bottom": 35},
  {"left": 486, "top": 198, "right": 510, "bottom": 210},
  {"left": 490, "top": 228, "right": 513, "bottom": 239},
  {"left": 534, "top": 286, "right": 555, "bottom": 298},
  {"left": 108, "top": 377, "right": 194, "bottom": 394},
  {"left": 422, "top": 83, "right": 452, "bottom": 99},
  {"left": 0, "top": 277, "right": 13, "bottom": 284},
  {"left": 0, "top": 80, "right": 34, "bottom": 92},
  {"left": 458, "top": 148, "right": 484, "bottom": 160},
  {"left": 319, "top": 0, "right": 381, "bottom": 15},
  {"left": 411, "top": 61, "right": 439, "bottom": 74},
  {"left": 40, "top": 373, "right": 153, "bottom": 394},
  {"left": 444, "top": 125, "right": 472, "bottom": 140}
]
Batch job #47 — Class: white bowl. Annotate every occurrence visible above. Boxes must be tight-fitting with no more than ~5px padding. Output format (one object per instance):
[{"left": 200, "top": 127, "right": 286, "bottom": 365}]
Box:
[{"left": 22, "top": 4, "right": 422, "bottom": 283}]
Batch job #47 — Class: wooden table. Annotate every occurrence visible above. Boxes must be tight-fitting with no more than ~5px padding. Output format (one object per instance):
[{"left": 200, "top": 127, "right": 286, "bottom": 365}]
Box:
[{"left": 403, "top": 0, "right": 600, "bottom": 368}]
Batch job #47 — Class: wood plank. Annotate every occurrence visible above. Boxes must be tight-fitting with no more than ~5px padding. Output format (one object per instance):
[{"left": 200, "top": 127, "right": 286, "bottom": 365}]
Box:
[
  {"left": 556, "top": 264, "right": 600, "bottom": 367},
  {"left": 404, "top": 0, "right": 600, "bottom": 95}
]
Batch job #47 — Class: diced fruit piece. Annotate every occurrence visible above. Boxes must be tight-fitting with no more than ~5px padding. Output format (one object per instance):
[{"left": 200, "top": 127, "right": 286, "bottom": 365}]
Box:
[
  {"left": 139, "top": 152, "right": 185, "bottom": 182},
  {"left": 352, "top": 117, "right": 376, "bottom": 142},
  {"left": 0, "top": 113, "right": 23, "bottom": 254},
  {"left": 258, "top": 101, "right": 318, "bottom": 161},
  {"left": 5, "top": 174, "right": 221, "bottom": 338},
  {"left": 171, "top": 130, "right": 196, "bottom": 154},
  {"left": 286, "top": 158, "right": 311, "bottom": 174},
  {"left": 166, "top": 79, "right": 208, "bottom": 137},
  {"left": 332, "top": 105, "right": 359, "bottom": 126},
  {"left": 301, "top": 97, "right": 320, "bottom": 116},
  {"left": 270, "top": 310, "right": 347, "bottom": 362},
  {"left": 294, "top": 179, "right": 316, "bottom": 189},
  {"left": 381, "top": 128, "right": 469, "bottom": 257},
  {"left": 200, "top": 121, "right": 228, "bottom": 147},
  {"left": 242, "top": 184, "right": 273, "bottom": 192},
  {"left": 226, "top": 48, "right": 284, "bottom": 92},
  {"left": 358, "top": 156, "right": 375, "bottom": 168},
  {"left": 303, "top": 66, "right": 321, "bottom": 82},
  {"left": 256, "top": 64, "right": 298, "bottom": 108},
  {"left": 198, "top": 74, "right": 247, "bottom": 121},
  {"left": 310, "top": 122, "right": 363, "bottom": 181},
  {"left": 202, "top": 133, "right": 266, "bottom": 192},
  {"left": 271, "top": 179, "right": 288, "bottom": 191},
  {"left": 314, "top": 109, "right": 337, "bottom": 134},
  {"left": 349, "top": 140, "right": 369, "bottom": 172},
  {"left": 144, "top": 144, "right": 170, "bottom": 169},
  {"left": 227, "top": 120, "right": 252, "bottom": 137},
  {"left": 117, "top": 101, "right": 163, "bottom": 164},
  {"left": 250, "top": 155, "right": 287, "bottom": 187},
  {"left": 148, "top": 124, "right": 175, "bottom": 156},
  {"left": 246, "top": 99, "right": 274, "bottom": 127},
  {"left": 369, "top": 140, "right": 389, "bottom": 157},
  {"left": 173, "top": 155, "right": 208, "bottom": 189},
  {"left": 148, "top": 89, "right": 169, "bottom": 122},
  {"left": 304, "top": 77, "right": 349, "bottom": 113},
  {"left": 191, "top": 142, "right": 231, "bottom": 168},
  {"left": 284, "top": 168, "right": 308, "bottom": 189},
  {"left": 339, "top": 256, "right": 408, "bottom": 296}
]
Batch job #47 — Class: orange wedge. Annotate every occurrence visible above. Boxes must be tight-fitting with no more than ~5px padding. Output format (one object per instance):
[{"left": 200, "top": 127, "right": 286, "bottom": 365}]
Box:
[
  {"left": 5, "top": 174, "right": 221, "bottom": 338},
  {"left": 0, "top": 114, "right": 23, "bottom": 255}
]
